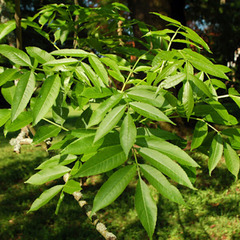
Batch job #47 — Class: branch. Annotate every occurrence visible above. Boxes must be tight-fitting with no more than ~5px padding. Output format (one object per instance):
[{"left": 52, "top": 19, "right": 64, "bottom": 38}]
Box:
[{"left": 63, "top": 173, "right": 117, "bottom": 240}]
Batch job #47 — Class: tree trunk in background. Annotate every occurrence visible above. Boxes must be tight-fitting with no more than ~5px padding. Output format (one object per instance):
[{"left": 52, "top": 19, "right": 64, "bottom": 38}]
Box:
[{"left": 127, "top": 0, "right": 186, "bottom": 38}]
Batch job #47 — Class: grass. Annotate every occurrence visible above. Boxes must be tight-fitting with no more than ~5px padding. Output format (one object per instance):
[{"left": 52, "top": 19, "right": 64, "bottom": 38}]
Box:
[{"left": 0, "top": 120, "right": 240, "bottom": 240}]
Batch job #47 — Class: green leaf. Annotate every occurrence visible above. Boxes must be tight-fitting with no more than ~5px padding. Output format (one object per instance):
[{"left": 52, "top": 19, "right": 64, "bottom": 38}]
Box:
[
  {"left": 33, "top": 74, "right": 61, "bottom": 125},
  {"left": 108, "top": 69, "right": 125, "bottom": 82},
  {"left": 208, "top": 133, "right": 223, "bottom": 175},
  {"left": 51, "top": 49, "right": 90, "bottom": 57},
  {"left": 120, "top": 113, "right": 136, "bottom": 156},
  {"left": 230, "top": 95, "right": 240, "bottom": 109},
  {"left": 29, "top": 185, "right": 64, "bottom": 212},
  {"left": 0, "top": 109, "right": 11, "bottom": 127},
  {"left": 135, "top": 177, "right": 157, "bottom": 239},
  {"left": 136, "top": 136, "right": 199, "bottom": 167},
  {"left": 43, "top": 58, "right": 78, "bottom": 66},
  {"left": 33, "top": 125, "right": 61, "bottom": 145},
  {"left": 130, "top": 102, "right": 174, "bottom": 124},
  {"left": 0, "top": 68, "right": 20, "bottom": 87},
  {"left": 11, "top": 71, "right": 35, "bottom": 121},
  {"left": 100, "top": 57, "right": 121, "bottom": 73},
  {"left": 26, "top": 47, "right": 55, "bottom": 64},
  {"left": 4, "top": 111, "right": 32, "bottom": 133},
  {"left": 191, "top": 121, "right": 208, "bottom": 150},
  {"left": 0, "top": 44, "right": 32, "bottom": 67},
  {"left": 0, "top": 20, "right": 16, "bottom": 40},
  {"left": 74, "top": 145, "right": 127, "bottom": 177},
  {"left": 75, "top": 66, "right": 91, "bottom": 86},
  {"left": 61, "top": 133, "right": 103, "bottom": 155},
  {"left": 188, "top": 74, "right": 212, "bottom": 98},
  {"left": 139, "top": 147, "right": 195, "bottom": 189},
  {"left": 140, "top": 164, "right": 185, "bottom": 205},
  {"left": 182, "top": 80, "right": 194, "bottom": 120},
  {"left": 94, "top": 104, "right": 126, "bottom": 143},
  {"left": 127, "top": 89, "right": 166, "bottom": 108},
  {"left": 81, "top": 62, "right": 103, "bottom": 90},
  {"left": 1, "top": 82, "right": 16, "bottom": 105},
  {"left": 160, "top": 73, "right": 186, "bottom": 89},
  {"left": 91, "top": 165, "right": 136, "bottom": 215},
  {"left": 88, "top": 93, "right": 123, "bottom": 127},
  {"left": 25, "top": 165, "right": 70, "bottom": 185},
  {"left": 223, "top": 142, "right": 239, "bottom": 179},
  {"left": 36, "top": 154, "right": 77, "bottom": 170},
  {"left": 63, "top": 180, "right": 81, "bottom": 194},
  {"left": 89, "top": 56, "right": 109, "bottom": 85},
  {"left": 151, "top": 12, "right": 181, "bottom": 26}
]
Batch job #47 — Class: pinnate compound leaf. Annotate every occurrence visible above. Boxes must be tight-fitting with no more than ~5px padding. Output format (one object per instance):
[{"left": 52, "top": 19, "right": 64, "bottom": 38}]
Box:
[
  {"left": 0, "top": 44, "right": 32, "bottom": 67},
  {"left": 140, "top": 164, "right": 185, "bottom": 205},
  {"left": 91, "top": 165, "right": 136, "bottom": 215},
  {"left": 94, "top": 104, "right": 126, "bottom": 143},
  {"left": 33, "top": 74, "right": 61, "bottom": 125},
  {"left": 63, "top": 180, "right": 81, "bottom": 194},
  {"left": 139, "top": 147, "right": 195, "bottom": 189},
  {"left": 223, "top": 142, "right": 239, "bottom": 179},
  {"left": 88, "top": 93, "right": 123, "bottom": 127},
  {"left": 208, "top": 133, "right": 223, "bottom": 175},
  {"left": 74, "top": 145, "right": 127, "bottom": 177},
  {"left": 136, "top": 136, "right": 199, "bottom": 167},
  {"left": 120, "top": 113, "right": 136, "bottom": 156},
  {"left": 160, "top": 73, "right": 186, "bottom": 89},
  {"left": 29, "top": 185, "right": 64, "bottom": 212},
  {"left": 191, "top": 121, "right": 208, "bottom": 150},
  {"left": 89, "top": 56, "right": 109, "bottom": 85},
  {"left": 11, "top": 71, "right": 35, "bottom": 121},
  {"left": 182, "top": 80, "right": 194, "bottom": 120},
  {"left": 135, "top": 177, "right": 157, "bottom": 239},
  {"left": 0, "top": 109, "right": 11, "bottom": 127},
  {"left": 25, "top": 165, "right": 70, "bottom": 185},
  {"left": 26, "top": 46, "right": 55, "bottom": 64},
  {"left": 130, "top": 102, "right": 174, "bottom": 124}
]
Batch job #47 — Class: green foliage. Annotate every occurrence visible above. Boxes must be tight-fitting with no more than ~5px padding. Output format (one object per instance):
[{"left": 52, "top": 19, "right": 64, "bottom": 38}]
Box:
[{"left": 0, "top": 3, "right": 239, "bottom": 239}]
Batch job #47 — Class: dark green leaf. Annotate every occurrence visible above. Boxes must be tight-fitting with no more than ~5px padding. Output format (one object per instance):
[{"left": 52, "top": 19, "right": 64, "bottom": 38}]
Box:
[{"left": 191, "top": 121, "right": 208, "bottom": 150}]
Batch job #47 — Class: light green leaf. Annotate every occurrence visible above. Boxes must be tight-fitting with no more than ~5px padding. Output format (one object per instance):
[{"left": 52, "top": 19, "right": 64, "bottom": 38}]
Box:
[
  {"left": 0, "top": 109, "right": 11, "bottom": 127},
  {"left": 91, "top": 165, "right": 136, "bottom": 215},
  {"left": 151, "top": 12, "right": 181, "bottom": 26},
  {"left": 61, "top": 133, "right": 103, "bottom": 155},
  {"left": 4, "top": 111, "right": 32, "bottom": 133},
  {"left": 75, "top": 66, "right": 91, "bottom": 86},
  {"left": 88, "top": 93, "right": 123, "bottom": 128},
  {"left": 100, "top": 57, "right": 121, "bottom": 73},
  {"left": 188, "top": 74, "right": 212, "bottom": 98},
  {"left": 191, "top": 121, "right": 208, "bottom": 150},
  {"left": 29, "top": 185, "right": 64, "bottom": 212},
  {"left": 89, "top": 56, "right": 109, "bottom": 85},
  {"left": 25, "top": 165, "right": 70, "bottom": 185},
  {"left": 136, "top": 136, "right": 199, "bottom": 167},
  {"left": 63, "top": 180, "right": 81, "bottom": 194},
  {"left": 208, "top": 133, "right": 223, "bottom": 175},
  {"left": 43, "top": 58, "right": 78, "bottom": 66},
  {"left": 135, "top": 177, "right": 157, "bottom": 239},
  {"left": 223, "top": 142, "right": 239, "bottom": 179},
  {"left": 36, "top": 154, "right": 77, "bottom": 170},
  {"left": 0, "top": 68, "right": 20, "bottom": 87},
  {"left": 81, "top": 62, "right": 103, "bottom": 90},
  {"left": 127, "top": 89, "right": 166, "bottom": 108},
  {"left": 51, "top": 48, "right": 90, "bottom": 57},
  {"left": 120, "top": 113, "right": 136, "bottom": 156},
  {"left": 0, "top": 20, "right": 16, "bottom": 40},
  {"left": 230, "top": 95, "right": 240, "bottom": 109},
  {"left": 139, "top": 147, "right": 195, "bottom": 189},
  {"left": 26, "top": 47, "right": 55, "bottom": 64},
  {"left": 1, "top": 82, "right": 15, "bottom": 105},
  {"left": 11, "top": 71, "right": 35, "bottom": 121},
  {"left": 74, "top": 145, "right": 127, "bottom": 177},
  {"left": 160, "top": 73, "right": 186, "bottom": 89},
  {"left": 130, "top": 102, "right": 174, "bottom": 124},
  {"left": 140, "top": 164, "right": 185, "bottom": 205},
  {"left": 33, "top": 125, "right": 61, "bottom": 145},
  {"left": 0, "top": 44, "right": 32, "bottom": 67},
  {"left": 94, "top": 104, "right": 126, "bottom": 143},
  {"left": 33, "top": 74, "right": 61, "bottom": 125},
  {"left": 108, "top": 69, "right": 125, "bottom": 82},
  {"left": 182, "top": 80, "right": 194, "bottom": 120}
]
